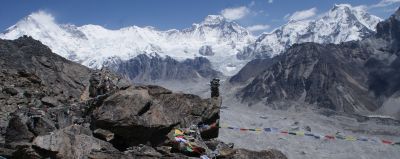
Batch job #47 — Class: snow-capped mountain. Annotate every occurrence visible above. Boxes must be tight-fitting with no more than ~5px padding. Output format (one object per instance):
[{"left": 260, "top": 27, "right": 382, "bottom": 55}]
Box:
[
  {"left": 237, "top": 4, "right": 382, "bottom": 60},
  {"left": 0, "top": 11, "right": 253, "bottom": 76},
  {"left": 0, "top": 4, "right": 382, "bottom": 76}
]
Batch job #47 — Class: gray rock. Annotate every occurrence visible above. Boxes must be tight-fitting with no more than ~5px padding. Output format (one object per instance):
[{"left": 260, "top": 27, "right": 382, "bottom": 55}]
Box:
[
  {"left": 26, "top": 116, "right": 56, "bottom": 136},
  {"left": 40, "top": 97, "right": 59, "bottom": 107},
  {"left": 0, "top": 147, "right": 15, "bottom": 158},
  {"left": 32, "top": 125, "right": 118, "bottom": 159},
  {"left": 199, "top": 45, "right": 215, "bottom": 56},
  {"left": 2, "top": 87, "right": 18, "bottom": 96},
  {"left": 94, "top": 128, "right": 114, "bottom": 142}
]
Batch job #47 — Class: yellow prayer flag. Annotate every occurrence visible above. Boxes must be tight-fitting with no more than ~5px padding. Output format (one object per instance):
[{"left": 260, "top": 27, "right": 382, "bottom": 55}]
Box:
[
  {"left": 296, "top": 131, "right": 305, "bottom": 136},
  {"left": 345, "top": 136, "right": 356, "bottom": 141},
  {"left": 175, "top": 129, "right": 184, "bottom": 135}
]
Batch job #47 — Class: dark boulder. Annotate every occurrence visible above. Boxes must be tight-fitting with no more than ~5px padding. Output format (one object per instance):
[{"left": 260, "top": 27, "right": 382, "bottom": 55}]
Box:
[
  {"left": 40, "top": 96, "right": 60, "bottom": 107},
  {"left": 5, "top": 115, "right": 34, "bottom": 148},
  {"left": 91, "top": 85, "right": 221, "bottom": 149},
  {"left": 2, "top": 87, "right": 18, "bottom": 96},
  {"left": 0, "top": 147, "right": 15, "bottom": 158},
  {"left": 26, "top": 116, "right": 56, "bottom": 136}
]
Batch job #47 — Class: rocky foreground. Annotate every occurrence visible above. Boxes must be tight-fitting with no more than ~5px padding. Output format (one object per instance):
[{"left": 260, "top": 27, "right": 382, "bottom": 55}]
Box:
[{"left": 0, "top": 36, "right": 287, "bottom": 158}]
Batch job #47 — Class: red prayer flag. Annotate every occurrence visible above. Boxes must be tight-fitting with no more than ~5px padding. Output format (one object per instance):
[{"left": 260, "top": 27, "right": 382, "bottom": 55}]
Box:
[
  {"left": 325, "top": 135, "right": 335, "bottom": 140},
  {"left": 382, "top": 140, "right": 393, "bottom": 144}
]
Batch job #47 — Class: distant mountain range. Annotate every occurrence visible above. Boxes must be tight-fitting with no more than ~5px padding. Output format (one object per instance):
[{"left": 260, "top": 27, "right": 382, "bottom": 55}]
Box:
[
  {"left": 0, "top": 13, "right": 253, "bottom": 77},
  {"left": 232, "top": 7, "right": 400, "bottom": 120},
  {"left": 237, "top": 4, "right": 381, "bottom": 59},
  {"left": 0, "top": 4, "right": 382, "bottom": 80}
]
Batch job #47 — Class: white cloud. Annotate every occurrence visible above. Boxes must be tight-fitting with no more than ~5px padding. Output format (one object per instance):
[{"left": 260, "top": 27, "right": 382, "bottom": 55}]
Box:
[
  {"left": 370, "top": 0, "right": 400, "bottom": 8},
  {"left": 246, "top": 24, "right": 271, "bottom": 32},
  {"left": 268, "top": 0, "right": 273, "bottom": 4},
  {"left": 287, "top": 7, "right": 317, "bottom": 21},
  {"left": 220, "top": 6, "right": 250, "bottom": 20}
]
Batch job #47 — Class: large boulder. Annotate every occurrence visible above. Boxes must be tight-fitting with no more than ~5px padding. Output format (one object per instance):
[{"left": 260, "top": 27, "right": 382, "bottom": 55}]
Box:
[
  {"left": 91, "top": 85, "right": 220, "bottom": 148},
  {"left": 31, "top": 125, "right": 118, "bottom": 159}
]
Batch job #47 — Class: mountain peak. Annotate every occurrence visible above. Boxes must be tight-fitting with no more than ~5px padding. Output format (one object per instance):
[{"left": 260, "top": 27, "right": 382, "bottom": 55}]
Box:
[
  {"left": 4, "top": 10, "right": 57, "bottom": 33},
  {"left": 21, "top": 10, "right": 56, "bottom": 27},
  {"left": 239, "top": 3, "right": 382, "bottom": 60},
  {"left": 202, "top": 15, "right": 226, "bottom": 25},
  {"left": 332, "top": 3, "right": 353, "bottom": 10},
  {"left": 329, "top": 4, "right": 356, "bottom": 16},
  {"left": 325, "top": 3, "right": 382, "bottom": 31},
  {"left": 1, "top": 10, "right": 61, "bottom": 40}
]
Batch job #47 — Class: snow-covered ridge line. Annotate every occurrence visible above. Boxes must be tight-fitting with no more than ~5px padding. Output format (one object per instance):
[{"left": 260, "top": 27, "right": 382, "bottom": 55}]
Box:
[
  {"left": 0, "top": 10, "right": 254, "bottom": 75},
  {"left": 0, "top": 4, "right": 382, "bottom": 75},
  {"left": 238, "top": 4, "right": 382, "bottom": 59}
]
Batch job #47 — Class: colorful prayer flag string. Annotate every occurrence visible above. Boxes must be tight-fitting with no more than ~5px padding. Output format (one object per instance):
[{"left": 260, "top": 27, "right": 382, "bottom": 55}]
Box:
[{"left": 218, "top": 124, "right": 399, "bottom": 146}]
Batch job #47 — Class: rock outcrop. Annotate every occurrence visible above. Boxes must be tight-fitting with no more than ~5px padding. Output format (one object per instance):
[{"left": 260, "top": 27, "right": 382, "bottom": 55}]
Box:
[
  {"left": 91, "top": 85, "right": 221, "bottom": 149},
  {"left": 199, "top": 45, "right": 215, "bottom": 56}
]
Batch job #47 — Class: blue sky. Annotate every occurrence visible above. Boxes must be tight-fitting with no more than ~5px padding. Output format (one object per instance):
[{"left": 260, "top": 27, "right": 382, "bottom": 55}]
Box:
[{"left": 0, "top": 0, "right": 399, "bottom": 35}]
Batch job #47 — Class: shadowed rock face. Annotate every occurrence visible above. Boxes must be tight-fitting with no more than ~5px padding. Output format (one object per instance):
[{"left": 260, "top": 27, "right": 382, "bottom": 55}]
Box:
[
  {"left": 230, "top": 58, "right": 274, "bottom": 84},
  {"left": 369, "top": 8, "right": 400, "bottom": 97},
  {"left": 0, "top": 36, "right": 284, "bottom": 158},
  {"left": 0, "top": 35, "right": 92, "bottom": 100},
  {"left": 376, "top": 8, "right": 400, "bottom": 54},
  {"left": 235, "top": 8, "right": 400, "bottom": 117},
  {"left": 239, "top": 42, "right": 376, "bottom": 113}
]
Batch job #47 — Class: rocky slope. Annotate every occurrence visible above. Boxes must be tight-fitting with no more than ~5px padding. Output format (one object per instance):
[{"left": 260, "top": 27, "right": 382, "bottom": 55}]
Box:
[
  {"left": 237, "top": 4, "right": 382, "bottom": 60},
  {"left": 234, "top": 8, "right": 400, "bottom": 119},
  {"left": 0, "top": 36, "right": 286, "bottom": 158}
]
